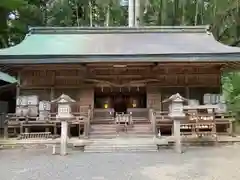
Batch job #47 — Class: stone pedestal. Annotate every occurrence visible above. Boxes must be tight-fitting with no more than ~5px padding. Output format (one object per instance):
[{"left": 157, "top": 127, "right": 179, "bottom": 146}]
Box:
[{"left": 173, "top": 117, "right": 184, "bottom": 153}]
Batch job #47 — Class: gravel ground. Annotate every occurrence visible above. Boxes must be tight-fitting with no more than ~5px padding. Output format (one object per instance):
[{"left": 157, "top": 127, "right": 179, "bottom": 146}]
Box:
[{"left": 1, "top": 144, "right": 240, "bottom": 180}]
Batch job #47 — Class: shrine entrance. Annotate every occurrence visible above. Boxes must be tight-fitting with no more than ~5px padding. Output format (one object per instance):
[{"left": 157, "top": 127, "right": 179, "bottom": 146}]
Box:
[
  {"left": 94, "top": 87, "right": 147, "bottom": 110},
  {"left": 113, "top": 94, "right": 127, "bottom": 114}
]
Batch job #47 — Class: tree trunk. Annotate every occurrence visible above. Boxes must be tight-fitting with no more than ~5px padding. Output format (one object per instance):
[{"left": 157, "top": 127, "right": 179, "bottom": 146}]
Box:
[
  {"left": 128, "top": 0, "right": 135, "bottom": 27},
  {"left": 0, "top": 7, "right": 8, "bottom": 48},
  {"left": 135, "top": 0, "right": 140, "bottom": 26},
  {"left": 194, "top": 0, "right": 199, "bottom": 26},
  {"left": 173, "top": 0, "right": 179, "bottom": 25},
  {"left": 75, "top": 0, "right": 80, "bottom": 26},
  {"left": 181, "top": 0, "right": 186, "bottom": 25},
  {"left": 89, "top": 1, "right": 93, "bottom": 27},
  {"left": 161, "top": 0, "right": 167, "bottom": 25},
  {"left": 105, "top": 5, "right": 110, "bottom": 27}
]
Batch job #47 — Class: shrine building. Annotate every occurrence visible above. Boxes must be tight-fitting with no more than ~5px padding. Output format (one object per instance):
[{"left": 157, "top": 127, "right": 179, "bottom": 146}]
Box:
[{"left": 0, "top": 26, "right": 238, "bottom": 138}]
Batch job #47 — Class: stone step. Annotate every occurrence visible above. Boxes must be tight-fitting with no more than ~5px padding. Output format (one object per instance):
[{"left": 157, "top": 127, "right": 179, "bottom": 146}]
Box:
[
  {"left": 90, "top": 130, "right": 153, "bottom": 135},
  {"left": 84, "top": 144, "right": 158, "bottom": 153},
  {"left": 90, "top": 132, "right": 117, "bottom": 136},
  {"left": 129, "top": 127, "right": 152, "bottom": 131},
  {"left": 91, "top": 125, "right": 116, "bottom": 130},
  {"left": 90, "top": 129, "right": 117, "bottom": 132},
  {"left": 89, "top": 134, "right": 154, "bottom": 139},
  {"left": 126, "top": 131, "right": 153, "bottom": 134},
  {"left": 89, "top": 134, "right": 118, "bottom": 139},
  {"left": 121, "top": 134, "right": 154, "bottom": 138},
  {"left": 92, "top": 118, "right": 114, "bottom": 123}
]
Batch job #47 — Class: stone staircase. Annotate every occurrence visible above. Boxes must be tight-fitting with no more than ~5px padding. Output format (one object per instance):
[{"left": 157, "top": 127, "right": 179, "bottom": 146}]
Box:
[
  {"left": 89, "top": 124, "right": 117, "bottom": 139},
  {"left": 84, "top": 137, "right": 158, "bottom": 153},
  {"left": 89, "top": 118, "right": 154, "bottom": 139},
  {"left": 126, "top": 123, "right": 153, "bottom": 137}
]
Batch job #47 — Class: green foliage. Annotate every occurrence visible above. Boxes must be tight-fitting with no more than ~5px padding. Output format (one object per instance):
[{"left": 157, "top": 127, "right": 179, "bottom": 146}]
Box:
[
  {"left": 0, "top": 0, "right": 26, "bottom": 10},
  {"left": 222, "top": 72, "right": 240, "bottom": 118},
  {"left": 1, "top": 0, "right": 240, "bottom": 47}
]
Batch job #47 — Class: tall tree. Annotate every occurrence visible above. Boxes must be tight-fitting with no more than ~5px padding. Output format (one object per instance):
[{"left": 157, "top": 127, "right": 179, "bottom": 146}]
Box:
[{"left": 0, "top": 0, "right": 25, "bottom": 48}]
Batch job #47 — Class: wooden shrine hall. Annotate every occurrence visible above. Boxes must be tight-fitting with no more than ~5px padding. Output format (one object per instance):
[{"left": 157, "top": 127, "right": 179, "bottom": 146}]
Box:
[{"left": 0, "top": 26, "right": 238, "bottom": 139}]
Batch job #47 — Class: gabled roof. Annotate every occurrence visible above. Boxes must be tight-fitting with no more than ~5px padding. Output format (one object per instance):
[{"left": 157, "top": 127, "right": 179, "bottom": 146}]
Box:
[{"left": 0, "top": 26, "right": 240, "bottom": 64}]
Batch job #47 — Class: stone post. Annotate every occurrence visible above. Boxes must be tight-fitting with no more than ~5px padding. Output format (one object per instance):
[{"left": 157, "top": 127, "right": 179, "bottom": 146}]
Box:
[
  {"left": 163, "top": 93, "right": 187, "bottom": 153},
  {"left": 60, "top": 120, "right": 68, "bottom": 155},
  {"left": 52, "top": 94, "right": 76, "bottom": 156},
  {"left": 173, "top": 117, "right": 183, "bottom": 153},
  {"left": 149, "top": 109, "right": 156, "bottom": 136}
]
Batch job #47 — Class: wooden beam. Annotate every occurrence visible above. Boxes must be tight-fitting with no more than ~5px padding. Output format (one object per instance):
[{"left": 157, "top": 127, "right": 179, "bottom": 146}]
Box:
[
  {"left": 20, "top": 85, "right": 94, "bottom": 89},
  {"left": 21, "top": 64, "right": 87, "bottom": 71},
  {"left": 86, "top": 62, "right": 155, "bottom": 67}
]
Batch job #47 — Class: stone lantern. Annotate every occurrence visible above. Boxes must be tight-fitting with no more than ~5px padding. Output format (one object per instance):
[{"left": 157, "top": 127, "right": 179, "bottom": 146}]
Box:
[
  {"left": 52, "top": 94, "right": 76, "bottom": 119},
  {"left": 51, "top": 94, "right": 76, "bottom": 156},
  {"left": 163, "top": 93, "right": 187, "bottom": 118},
  {"left": 163, "top": 93, "right": 188, "bottom": 153}
]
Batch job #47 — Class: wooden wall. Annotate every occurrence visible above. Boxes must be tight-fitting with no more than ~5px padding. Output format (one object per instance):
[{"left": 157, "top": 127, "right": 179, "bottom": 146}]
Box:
[
  {"left": 15, "top": 62, "right": 223, "bottom": 112},
  {"left": 146, "top": 86, "right": 221, "bottom": 111},
  {"left": 146, "top": 86, "right": 161, "bottom": 110},
  {"left": 78, "top": 88, "right": 94, "bottom": 108}
]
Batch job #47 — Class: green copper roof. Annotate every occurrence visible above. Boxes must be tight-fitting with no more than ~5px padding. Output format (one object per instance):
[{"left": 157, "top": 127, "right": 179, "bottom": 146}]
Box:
[
  {"left": 0, "top": 26, "right": 240, "bottom": 64},
  {"left": 0, "top": 71, "right": 17, "bottom": 83}
]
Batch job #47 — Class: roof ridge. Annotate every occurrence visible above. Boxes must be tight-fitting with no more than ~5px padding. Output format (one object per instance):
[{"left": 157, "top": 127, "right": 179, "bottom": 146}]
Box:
[{"left": 28, "top": 26, "right": 209, "bottom": 35}]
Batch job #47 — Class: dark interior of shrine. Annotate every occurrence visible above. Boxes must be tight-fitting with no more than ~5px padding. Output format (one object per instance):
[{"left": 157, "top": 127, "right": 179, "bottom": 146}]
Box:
[{"left": 94, "top": 87, "right": 147, "bottom": 110}]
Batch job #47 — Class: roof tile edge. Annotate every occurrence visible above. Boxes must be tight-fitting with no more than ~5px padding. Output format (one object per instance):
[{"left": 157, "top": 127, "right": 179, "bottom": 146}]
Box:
[{"left": 28, "top": 25, "right": 210, "bottom": 34}]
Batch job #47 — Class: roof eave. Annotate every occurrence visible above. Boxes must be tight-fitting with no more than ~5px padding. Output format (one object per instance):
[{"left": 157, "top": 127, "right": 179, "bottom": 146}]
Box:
[{"left": 0, "top": 53, "right": 240, "bottom": 64}]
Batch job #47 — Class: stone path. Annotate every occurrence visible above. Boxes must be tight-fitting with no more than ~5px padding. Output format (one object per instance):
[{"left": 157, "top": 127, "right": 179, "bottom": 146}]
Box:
[{"left": 1, "top": 144, "right": 240, "bottom": 180}]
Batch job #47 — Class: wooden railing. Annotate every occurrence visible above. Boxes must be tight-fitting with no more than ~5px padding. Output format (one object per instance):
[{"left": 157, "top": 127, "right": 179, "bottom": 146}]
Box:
[
  {"left": 151, "top": 109, "right": 235, "bottom": 137},
  {"left": 182, "top": 112, "right": 217, "bottom": 137},
  {"left": 4, "top": 106, "right": 92, "bottom": 138},
  {"left": 92, "top": 108, "right": 149, "bottom": 123},
  {"left": 127, "top": 108, "right": 149, "bottom": 119},
  {"left": 115, "top": 113, "right": 133, "bottom": 133},
  {"left": 93, "top": 108, "right": 114, "bottom": 118}
]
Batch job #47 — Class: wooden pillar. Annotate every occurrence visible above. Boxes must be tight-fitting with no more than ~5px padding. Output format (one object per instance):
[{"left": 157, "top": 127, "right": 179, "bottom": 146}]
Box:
[
  {"left": 4, "top": 124, "right": 8, "bottom": 139},
  {"left": 45, "top": 127, "right": 50, "bottom": 132},
  {"left": 20, "top": 123, "right": 23, "bottom": 134},
  {"left": 159, "top": 89, "right": 162, "bottom": 111},
  {"left": 16, "top": 71, "right": 21, "bottom": 99},
  {"left": 50, "top": 87, "right": 55, "bottom": 100},
  {"left": 51, "top": 87, "right": 57, "bottom": 135},
  {"left": 13, "top": 128, "right": 17, "bottom": 136},
  {"left": 228, "top": 121, "right": 233, "bottom": 136},
  {"left": 13, "top": 72, "right": 21, "bottom": 139},
  {"left": 78, "top": 123, "right": 81, "bottom": 138},
  {"left": 54, "top": 123, "right": 57, "bottom": 136},
  {"left": 185, "top": 86, "right": 190, "bottom": 99},
  {"left": 25, "top": 127, "right": 29, "bottom": 133},
  {"left": 84, "top": 121, "right": 87, "bottom": 137}
]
